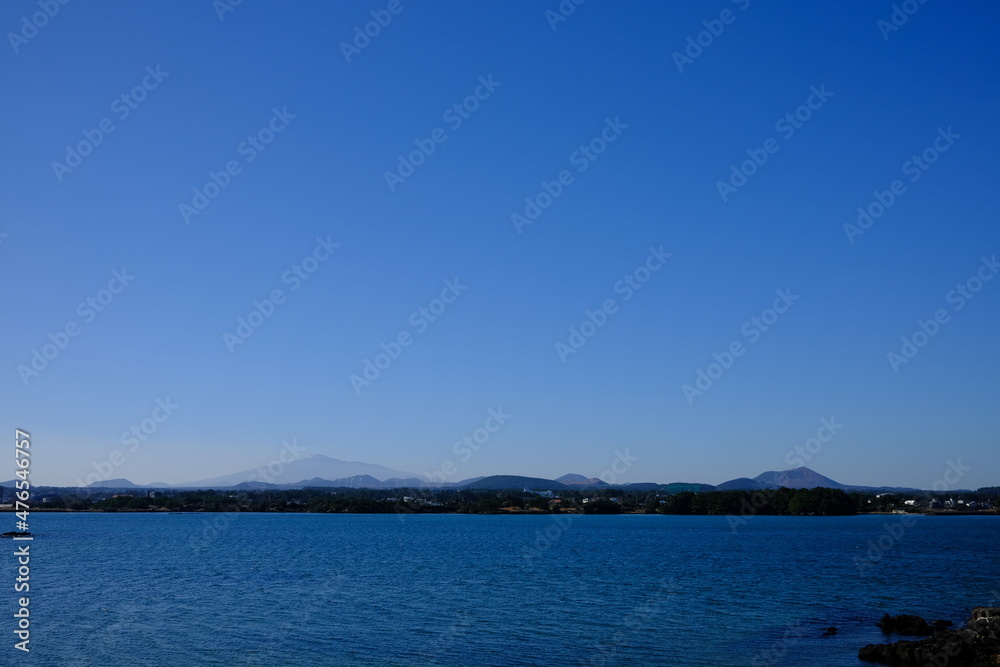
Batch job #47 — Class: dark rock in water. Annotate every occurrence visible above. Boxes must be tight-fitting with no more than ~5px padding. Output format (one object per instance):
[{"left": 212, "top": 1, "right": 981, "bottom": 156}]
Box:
[
  {"left": 0, "top": 531, "right": 31, "bottom": 538},
  {"left": 822, "top": 627, "right": 838, "bottom": 637},
  {"left": 860, "top": 607, "right": 1000, "bottom": 666},
  {"left": 877, "top": 613, "right": 934, "bottom": 636},
  {"left": 932, "top": 619, "right": 954, "bottom": 632}
]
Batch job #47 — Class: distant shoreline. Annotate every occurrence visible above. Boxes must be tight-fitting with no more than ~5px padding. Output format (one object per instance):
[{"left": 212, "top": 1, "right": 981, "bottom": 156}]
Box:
[
  {"left": 6, "top": 484, "right": 994, "bottom": 516},
  {"left": 3, "top": 508, "right": 997, "bottom": 516}
]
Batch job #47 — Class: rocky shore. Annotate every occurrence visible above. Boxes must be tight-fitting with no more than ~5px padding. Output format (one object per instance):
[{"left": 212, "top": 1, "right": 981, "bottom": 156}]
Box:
[{"left": 859, "top": 608, "right": 1000, "bottom": 665}]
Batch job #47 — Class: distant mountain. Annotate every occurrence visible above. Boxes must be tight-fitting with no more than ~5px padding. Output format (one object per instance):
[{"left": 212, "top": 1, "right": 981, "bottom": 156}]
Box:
[
  {"left": 45, "top": 462, "right": 979, "bottom": 493},
  {"left": 715, "top": 468, "right": 843, "bottom": 491},
  {"left": 556, "top": 473, "right": 589, "bottom": 484},
  {"left": 713, "top": 467, "right": 940, "bottom": 494},
  {"left": 300, "top": 475, "right": 382, "bottom": 488},
  {"left": 230, "top": 480, "right": 283, "bottom": 490},
  {"left": 462, "top": 475, "right": 568, "bottom": 491},
  {"left": 378, "top": 477, "right": 428, "bottom": 488},
  {"left": 556, "top": 474, "right": 608, "bottom": 487},
  {"left": 716, "top": 468, "right": 846, "bottom": 491},
  {"left": 754, "top": 467, "right": 844, "bottom": 489},
  {"left": 661, "top": 482, "right": 717, "bottom": 493},
  {"left": 715, "top": 477, "right": 769, "bottom": 491},
  {"left": 295, "top": 475, "right": 426, "bottom": 489},
  {"left": 86, "top": 478, "right": 139, "bottom": 488},
  {"left": 841, "top": 484, "right": 925, "bottom": 494},
  {"left": 187, "top": 475, "right": 433, "bottom": 491},
  {"left": 181, "top": 454, "right": 421, "bottom": 488}
]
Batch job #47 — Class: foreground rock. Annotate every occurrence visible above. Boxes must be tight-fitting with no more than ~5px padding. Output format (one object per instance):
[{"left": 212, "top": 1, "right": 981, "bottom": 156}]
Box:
[
  {"left": 877, "top": 614, "right": 934, "bottom": 636},
  {"left": 860, "top": 607, "right": 1000, "bottom": 665}
]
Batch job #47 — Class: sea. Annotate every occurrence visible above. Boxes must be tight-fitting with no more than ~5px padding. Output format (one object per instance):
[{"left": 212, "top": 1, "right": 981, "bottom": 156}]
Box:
[{"left": 4, "top": 512, "right": 998, "bottom": 666}]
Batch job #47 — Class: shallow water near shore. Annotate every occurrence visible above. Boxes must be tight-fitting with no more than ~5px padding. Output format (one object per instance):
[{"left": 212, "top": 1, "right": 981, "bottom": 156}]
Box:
[{"left": 6, "top": 513, "right": 999, "bottom": 666}]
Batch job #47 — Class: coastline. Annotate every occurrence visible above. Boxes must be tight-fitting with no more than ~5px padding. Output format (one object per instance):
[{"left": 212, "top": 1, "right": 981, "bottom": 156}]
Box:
[{"left": 4, "top": 508, "right": 997, "bottom": 516}]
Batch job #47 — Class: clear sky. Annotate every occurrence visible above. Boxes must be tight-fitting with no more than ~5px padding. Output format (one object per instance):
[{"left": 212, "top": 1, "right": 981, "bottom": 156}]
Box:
[{"left": 2, "top": 0, "right": 998, "bottom": 489}]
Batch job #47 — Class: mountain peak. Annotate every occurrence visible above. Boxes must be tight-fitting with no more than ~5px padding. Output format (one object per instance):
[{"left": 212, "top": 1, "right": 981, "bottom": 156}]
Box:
[
  {"left": 555, "top": 473, "right": 607, "bottom": 486},
  {"left": 753, "top": 467, "right": 843, "bottom": 489},
  {"left": 181, "top": 454, "right": 421, "bottom": 488},
  {"left": 86, "top": 478, "right": 137, "bottom": 488},
  {"left": 556, "top": 474, "right": 607, "bottom": 487}
]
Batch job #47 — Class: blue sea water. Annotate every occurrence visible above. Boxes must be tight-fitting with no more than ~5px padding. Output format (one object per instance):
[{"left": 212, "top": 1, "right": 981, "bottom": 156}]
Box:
[{"left": 3, "top": 513, "right": 998, "bottom": 666}]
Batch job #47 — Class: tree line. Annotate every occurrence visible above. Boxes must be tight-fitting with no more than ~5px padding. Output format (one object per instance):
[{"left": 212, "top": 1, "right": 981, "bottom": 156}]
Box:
[{"left": 11, "top": 485, "right": 996, "bottom": 515}]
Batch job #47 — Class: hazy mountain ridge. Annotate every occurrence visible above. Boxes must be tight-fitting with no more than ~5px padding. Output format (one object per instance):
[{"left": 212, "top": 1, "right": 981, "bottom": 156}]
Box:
[
  {"left": 86, "top": 478, "right": 140, "bottom": 488},
  {"left": 181, "top": 454, "right": 422, "bottom": 488},
  {"left": 13, "top": 463, "right": 978, "bottom": 492}
]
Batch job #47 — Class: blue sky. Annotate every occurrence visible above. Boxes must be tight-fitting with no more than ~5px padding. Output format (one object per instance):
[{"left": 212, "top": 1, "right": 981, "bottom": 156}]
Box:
[{"left": 2, "top": 0, "right": 998, "bottom": 488}]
